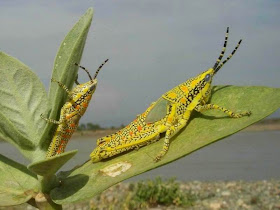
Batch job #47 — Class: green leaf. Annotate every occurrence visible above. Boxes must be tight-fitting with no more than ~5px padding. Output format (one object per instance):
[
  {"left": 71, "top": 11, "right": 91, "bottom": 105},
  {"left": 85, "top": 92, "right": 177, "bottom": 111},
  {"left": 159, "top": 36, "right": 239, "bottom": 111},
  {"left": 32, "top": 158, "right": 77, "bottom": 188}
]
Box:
[
  {"left": 40, "top": 8, "right": 94, "bottom": 150},
  {"left": 0, "top": 52, "right": 49, "bottom": 161},
  {"left": 28, "top": 150, "right": 77, "bottom": 176},
  {"left": 50, "top": 86, "right": 280, "bottom": 204},
  {"left": 0, "top": 154, "right": 38, "bottom": 207}
]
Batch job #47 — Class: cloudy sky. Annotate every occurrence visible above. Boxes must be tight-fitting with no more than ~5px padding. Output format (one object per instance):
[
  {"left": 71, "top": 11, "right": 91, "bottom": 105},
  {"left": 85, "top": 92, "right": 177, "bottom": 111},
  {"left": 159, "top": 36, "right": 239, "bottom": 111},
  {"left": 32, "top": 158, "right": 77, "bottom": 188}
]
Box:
[{"left": 0, "top": 0, "right": 279, "bottom": 127}]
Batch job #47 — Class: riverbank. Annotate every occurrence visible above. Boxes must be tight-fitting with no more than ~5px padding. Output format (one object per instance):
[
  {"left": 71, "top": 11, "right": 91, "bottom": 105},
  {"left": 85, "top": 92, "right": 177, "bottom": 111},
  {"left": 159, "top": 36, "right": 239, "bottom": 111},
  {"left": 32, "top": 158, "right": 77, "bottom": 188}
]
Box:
[
  {"left": 70, "top": 179, "right": 280, "bottom": 209},
  {"left": 4, "top": 179, "right": 279, "bottom": 209}
]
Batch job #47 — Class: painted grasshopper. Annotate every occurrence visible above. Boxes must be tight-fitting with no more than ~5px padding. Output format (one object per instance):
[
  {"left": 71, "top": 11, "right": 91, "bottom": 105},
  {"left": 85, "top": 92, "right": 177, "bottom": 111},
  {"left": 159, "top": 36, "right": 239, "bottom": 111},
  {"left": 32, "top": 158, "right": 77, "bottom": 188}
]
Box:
[
  {"left": 90, "top": 27, "right": 251, "bottom": 162},
  {"left": 41, "top": 59, "right": 108, "bottom": 158}
]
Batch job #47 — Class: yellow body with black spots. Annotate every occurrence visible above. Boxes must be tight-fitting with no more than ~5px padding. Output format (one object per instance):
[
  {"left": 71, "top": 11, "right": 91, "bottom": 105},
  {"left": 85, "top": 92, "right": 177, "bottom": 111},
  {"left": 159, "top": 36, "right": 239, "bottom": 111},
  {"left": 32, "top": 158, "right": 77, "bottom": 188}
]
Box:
[
  {"left": 90, "top": 28, "right": 251, "bottom": 162},
  {"left": 41, "top": 60, "right": 108, "bottom": 158}
]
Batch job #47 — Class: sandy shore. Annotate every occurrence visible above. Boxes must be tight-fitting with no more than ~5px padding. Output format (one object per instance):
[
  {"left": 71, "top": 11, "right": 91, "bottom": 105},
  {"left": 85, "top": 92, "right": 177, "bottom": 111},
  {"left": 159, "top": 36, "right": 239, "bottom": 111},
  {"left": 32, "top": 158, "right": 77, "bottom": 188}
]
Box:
[{"left": 80, "top": 180, "right": 280, "bottom": 209}]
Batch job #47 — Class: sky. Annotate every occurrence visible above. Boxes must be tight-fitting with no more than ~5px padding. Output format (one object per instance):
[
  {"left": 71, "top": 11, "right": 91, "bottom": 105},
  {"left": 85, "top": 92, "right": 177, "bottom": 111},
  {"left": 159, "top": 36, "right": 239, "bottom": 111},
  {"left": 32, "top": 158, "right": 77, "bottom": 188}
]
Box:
[{"left": 0, "top": 0, "right": 279, "bottom": 127}]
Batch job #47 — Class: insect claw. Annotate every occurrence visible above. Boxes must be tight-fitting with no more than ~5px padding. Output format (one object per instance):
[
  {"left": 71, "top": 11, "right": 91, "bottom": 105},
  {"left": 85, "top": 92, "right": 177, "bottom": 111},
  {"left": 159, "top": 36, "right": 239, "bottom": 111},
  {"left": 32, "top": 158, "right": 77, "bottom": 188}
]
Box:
[
  {"left": 154, "top": 156, "right": 161, "bottom": 162},
  {"left": 134, "top": 146, "right": 140, "bottom": 151},
  {"left": 245, "top": 111, "right": 252, "bottom": 116}
]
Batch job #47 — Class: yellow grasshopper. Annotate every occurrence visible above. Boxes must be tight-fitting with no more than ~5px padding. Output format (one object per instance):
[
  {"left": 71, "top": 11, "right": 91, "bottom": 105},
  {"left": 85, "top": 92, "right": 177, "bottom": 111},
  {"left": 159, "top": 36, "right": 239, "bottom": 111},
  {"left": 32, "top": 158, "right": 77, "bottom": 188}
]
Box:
[
  {"left": 90, "top": 27, "right": 251, "bottom": 162},
  {"left": 41, "top": 59, "right": 108, "bottom": 158}
]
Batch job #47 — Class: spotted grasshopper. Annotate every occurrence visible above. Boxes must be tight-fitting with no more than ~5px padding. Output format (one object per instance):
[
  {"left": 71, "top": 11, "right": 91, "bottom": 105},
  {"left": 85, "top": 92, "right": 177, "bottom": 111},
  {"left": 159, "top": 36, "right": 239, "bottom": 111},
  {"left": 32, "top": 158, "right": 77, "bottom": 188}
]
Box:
[
  {"left": 41, "top": 59, "right": 108, "bottom": 158},
  {"left": 90, "top": 27, "right": 251, "bottom": 162}
]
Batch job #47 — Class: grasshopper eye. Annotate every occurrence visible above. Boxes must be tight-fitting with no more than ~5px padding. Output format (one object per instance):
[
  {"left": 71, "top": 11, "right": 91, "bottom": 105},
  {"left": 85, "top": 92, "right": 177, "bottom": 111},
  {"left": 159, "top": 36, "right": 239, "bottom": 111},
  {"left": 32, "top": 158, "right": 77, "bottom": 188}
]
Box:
[
  {"left": 205, "top": 74, "right": 211, "bottom": 82},
  {"left": 90, "top": 84, "right": 96, "bottom": 91}
]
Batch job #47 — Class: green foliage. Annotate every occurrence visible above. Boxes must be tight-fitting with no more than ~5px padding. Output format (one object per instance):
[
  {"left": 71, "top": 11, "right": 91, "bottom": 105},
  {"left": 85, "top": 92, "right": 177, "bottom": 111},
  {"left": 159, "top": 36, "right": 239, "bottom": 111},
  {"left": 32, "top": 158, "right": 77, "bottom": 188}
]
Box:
[
  {"left": 0, "top": 155, "right": 38, "bottom": 206},
  {"left": 86, "top": 123, "right": 101, "bottom": 130},
  {"left": 0, "top": 8, "right": 93, "bottom": 163},
  {"left": 60, "top": 177, "right": 195, "bottom": 209},
  {"left": 78, "top": 123, "right": 103, "bottom": 131},
  {"left": 28, "top": 150, "right": 77, "bottom": 176},
  {"left": 0, "top": 53, "right": 49, "bottom": 161},
  {"left": 78, "top": 123, "right": 86, "bottom": 131},
  {"left": 128, "top": 177, "right": 195, "bottom": 208},
  {"left": 0, "top": 8, "right": 93, "bottom": 208}
]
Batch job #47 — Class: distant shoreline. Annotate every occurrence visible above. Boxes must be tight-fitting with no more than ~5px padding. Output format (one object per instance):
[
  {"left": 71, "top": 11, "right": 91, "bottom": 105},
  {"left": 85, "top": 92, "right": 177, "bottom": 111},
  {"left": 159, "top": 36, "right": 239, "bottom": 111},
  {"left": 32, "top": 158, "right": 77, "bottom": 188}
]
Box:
[
  {"left": 243, "top": 121, "right": 280, "bottom": 132},
  {"left": 72, "top": 129, "right": 119, "bottom": 139},
  {"left": 0, "top": 119, "right": 279, "bottom": 142},
  {"left": 72, "top": 119, "right": 280, "bottom": 139}
]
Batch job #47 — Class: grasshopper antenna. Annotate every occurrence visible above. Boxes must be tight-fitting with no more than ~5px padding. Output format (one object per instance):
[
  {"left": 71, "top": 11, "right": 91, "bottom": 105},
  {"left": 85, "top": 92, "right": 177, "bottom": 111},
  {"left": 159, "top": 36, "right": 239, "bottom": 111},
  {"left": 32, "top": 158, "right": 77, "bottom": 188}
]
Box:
[
  {"left": 75, "top": 63, "right": 93, "bottom": 80},
  {"left": 93, "top": 59, "right": 109, "bottom": 80},
  {"left": 213, "top": 27, "right": 229, "bottom": 70},
  {"left": 215, "top": 39, "right": 242, "bottom": 72}
]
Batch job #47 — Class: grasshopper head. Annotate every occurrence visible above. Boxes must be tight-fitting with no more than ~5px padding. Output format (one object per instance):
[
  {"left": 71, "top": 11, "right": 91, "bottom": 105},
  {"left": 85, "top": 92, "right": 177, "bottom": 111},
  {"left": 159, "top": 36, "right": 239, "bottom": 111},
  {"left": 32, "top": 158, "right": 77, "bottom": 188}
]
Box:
[
  {"left": 72, "top": 59, "right": 109, "bottom": 108},
  {"left": 90, "top": 147, "right": 102, "bottom": 162},
  {"left": 70, "top": 80, "right": 98, "bottom": 115},
  {"left": 192, "top": 27, "right": 242, "bottom": 101},
  {"left": 185, "top": 28, "right": 242, "bottom": 104},
  {"left": 72, "top": 79, "right": 98, "bottom": 99},
  {"left": 189, "top": 68, "right": 215, "bottom": 102}
]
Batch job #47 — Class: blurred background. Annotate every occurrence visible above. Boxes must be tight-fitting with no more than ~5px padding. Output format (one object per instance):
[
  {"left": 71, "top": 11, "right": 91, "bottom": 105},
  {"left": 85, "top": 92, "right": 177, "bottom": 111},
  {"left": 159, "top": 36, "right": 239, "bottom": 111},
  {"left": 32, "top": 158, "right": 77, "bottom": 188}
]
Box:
[{"left": 0, "top": 1, "right": 279, "bottom": 181}]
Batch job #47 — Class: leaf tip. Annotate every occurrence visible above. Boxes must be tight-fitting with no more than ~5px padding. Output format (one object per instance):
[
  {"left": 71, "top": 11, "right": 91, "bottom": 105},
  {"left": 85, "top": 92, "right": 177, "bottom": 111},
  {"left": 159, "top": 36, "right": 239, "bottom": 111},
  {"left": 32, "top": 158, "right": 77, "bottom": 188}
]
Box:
[{"left": 85, "top": 7, "right": 94, "bottom": 17}]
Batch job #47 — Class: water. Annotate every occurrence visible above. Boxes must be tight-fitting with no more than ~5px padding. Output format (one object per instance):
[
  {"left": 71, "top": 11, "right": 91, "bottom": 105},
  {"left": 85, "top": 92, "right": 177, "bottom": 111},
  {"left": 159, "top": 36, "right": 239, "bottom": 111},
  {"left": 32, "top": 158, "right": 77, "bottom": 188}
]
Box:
[{"left": 1, "top": 131, "right": 279, "bottom": 181}]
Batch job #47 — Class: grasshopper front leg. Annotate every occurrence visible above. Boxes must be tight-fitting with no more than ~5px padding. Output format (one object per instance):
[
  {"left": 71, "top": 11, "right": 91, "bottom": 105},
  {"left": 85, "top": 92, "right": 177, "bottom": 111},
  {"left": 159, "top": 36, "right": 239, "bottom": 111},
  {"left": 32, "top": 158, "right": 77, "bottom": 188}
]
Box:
[
  {"left": 40, "top": 79, "right": 75, "bottom": 124},
  {"left": 51, "top": 78, "right": 72, "bottom": 96},
  {"left": 40, "top": 114, "right": 62, "bottom": 125},
  {"left": 195, "top": 104, "right": 251, "bottom": 118}
]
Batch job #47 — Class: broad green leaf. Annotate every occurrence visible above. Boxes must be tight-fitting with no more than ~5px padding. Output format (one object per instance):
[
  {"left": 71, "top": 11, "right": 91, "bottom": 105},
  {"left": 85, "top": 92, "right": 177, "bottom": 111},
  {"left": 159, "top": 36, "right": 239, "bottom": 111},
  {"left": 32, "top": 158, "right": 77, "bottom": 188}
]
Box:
[
  {"left": 28, "top": 150, "right": 77, "bottom": 176},
  {"left": 0, "top": 154, "right": 38, "bottom": 207},
  {"left": 50, "top": 86, "right": 280, "bottom": 204},
  {"left": 40, "top": 8, "right": 94, "bottom": 151},
  {"left": 0, "top": 52, "right": 49, "bottom": 161}
]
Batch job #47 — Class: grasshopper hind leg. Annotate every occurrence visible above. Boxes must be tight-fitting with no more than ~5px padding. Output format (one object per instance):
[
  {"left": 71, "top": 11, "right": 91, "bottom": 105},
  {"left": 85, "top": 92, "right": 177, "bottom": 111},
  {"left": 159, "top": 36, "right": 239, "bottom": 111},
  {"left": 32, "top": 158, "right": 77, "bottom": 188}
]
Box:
[{"left": 195, "top": 104, "right": 251, "bottom": 118}]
